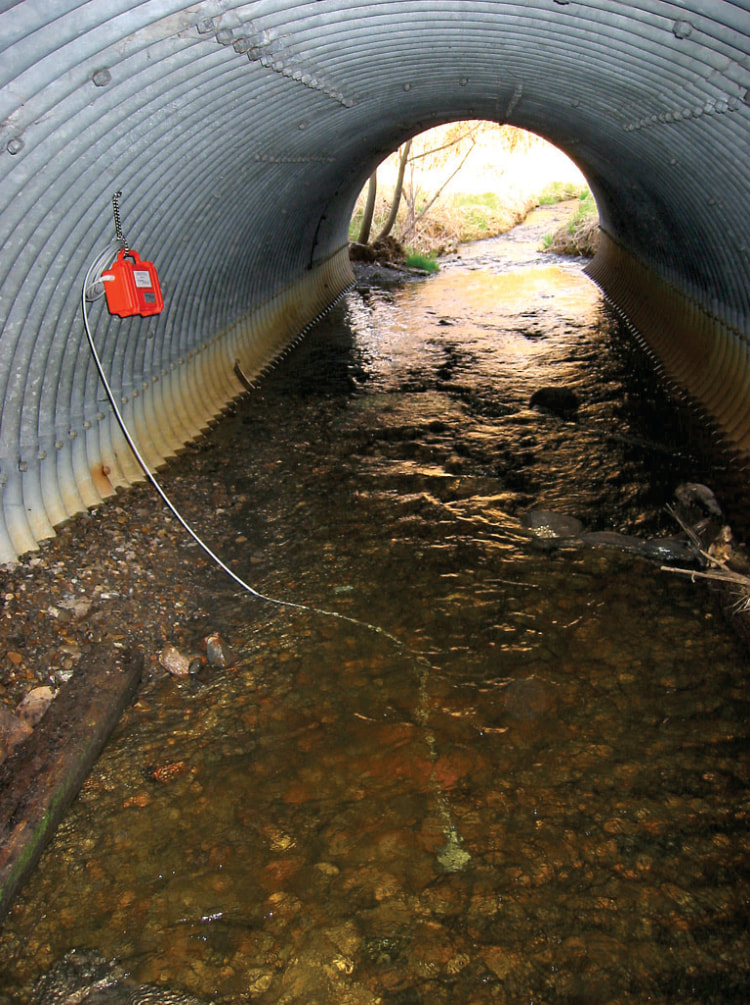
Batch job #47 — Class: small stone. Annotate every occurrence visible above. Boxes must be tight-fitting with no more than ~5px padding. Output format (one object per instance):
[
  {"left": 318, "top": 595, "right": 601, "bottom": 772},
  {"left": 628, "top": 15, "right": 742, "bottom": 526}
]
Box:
[
  {"left": 152, "top": 761, "right": 189, "bottom": 784},
  {"left": 159, "top": 643, "right": 191, "bottom": 677},
  {"left": 267, "top": 829, "right": 296, "bottom": 852},
  {"left": 315, "top": 861, "right": 340, "bottom": 876},
  {"left": 482, "top": 945, "right": 517, "bottom": 979},
  {"left": 58, "top": 596, "right": 93, "bottom": 619},
  {"left": 124, "top": 791, "right": 152, "bottom": 808},
  {"left": 16, "top": 686, "right": 55, "bottom": 726},
  {"left": 204, "top": 632, "right": 237, "bottom": 668},
  {"left": 521, "top": 510, "right": 583, "bottom": 539},
  {"left": 444, "top": 951, "right": 471, "bottom": 975},
  {"left": 246, "top": 971, "right": 273, "bottom": 994},
  {"left": 503, "top": 676, "right": 556, "bottom": 720},
  {"left": 529, "top": 386, "right": 579, "bottom": 417}
]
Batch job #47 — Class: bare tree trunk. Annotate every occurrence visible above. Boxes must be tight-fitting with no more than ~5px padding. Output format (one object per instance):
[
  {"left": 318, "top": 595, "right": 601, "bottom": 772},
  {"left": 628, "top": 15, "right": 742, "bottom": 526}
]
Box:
[
  {"left": 376, "top": 139, "right": 412, "bottom": 241},
  {"left": 357, "top": 169, "right": 378, "bottom": 244}
]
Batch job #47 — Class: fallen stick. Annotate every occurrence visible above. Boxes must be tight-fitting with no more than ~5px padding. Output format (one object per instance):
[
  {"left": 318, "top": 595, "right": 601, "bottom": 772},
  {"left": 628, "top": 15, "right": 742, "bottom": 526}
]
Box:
[{"left": 0, "top": 646, "right": 142, "bottom": 925}]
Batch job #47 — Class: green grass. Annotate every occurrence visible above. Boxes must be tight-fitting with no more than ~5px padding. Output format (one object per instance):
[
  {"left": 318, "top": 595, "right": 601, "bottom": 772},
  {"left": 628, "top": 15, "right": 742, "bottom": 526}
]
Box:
[
  {"left": 404, "top": 250, "right": 440, "bottom": 272},
  {"left": 542, "top": 188, "right": 599, "bottom": 257},
  {"left": 452, "top": 192, "right": 506, "bottom": 210},
  {"left": 566, "top": 189, "right": 597, "bottom": 233},
  {"left": 350, "top": 184, "right": 595, "bottom": 258},
  {"left": 538, "top": 181, "right": 590, "bottom": 205}
]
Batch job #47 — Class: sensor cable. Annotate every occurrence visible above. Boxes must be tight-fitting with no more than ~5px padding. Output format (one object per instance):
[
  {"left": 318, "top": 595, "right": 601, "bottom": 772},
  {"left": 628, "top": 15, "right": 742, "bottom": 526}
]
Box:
[
  {"left": 81, "top": 248, "right": 400, "bottom": 644},
  {"left": 82, "top": 245, "right": 471, "bottom": 872}
]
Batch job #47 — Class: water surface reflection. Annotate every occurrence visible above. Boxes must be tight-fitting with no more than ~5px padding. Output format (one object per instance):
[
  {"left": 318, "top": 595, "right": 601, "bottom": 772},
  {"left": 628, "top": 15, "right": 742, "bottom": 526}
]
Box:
[{"left": 1, "top": 223, "right": 748, "bottom": 1004}]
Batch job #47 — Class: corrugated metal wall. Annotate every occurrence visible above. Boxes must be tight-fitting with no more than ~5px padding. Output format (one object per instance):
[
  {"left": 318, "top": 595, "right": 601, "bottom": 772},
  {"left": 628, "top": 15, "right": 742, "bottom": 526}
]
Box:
[{"left": 0, "top": 1, "right": 748, "bottom": 561}]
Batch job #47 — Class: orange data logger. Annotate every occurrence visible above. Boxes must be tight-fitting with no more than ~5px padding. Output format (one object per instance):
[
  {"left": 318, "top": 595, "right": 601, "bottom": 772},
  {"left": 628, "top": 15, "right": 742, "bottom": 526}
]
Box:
[{"left": 102, "top": 248, "right": 164, "bottom": 318}]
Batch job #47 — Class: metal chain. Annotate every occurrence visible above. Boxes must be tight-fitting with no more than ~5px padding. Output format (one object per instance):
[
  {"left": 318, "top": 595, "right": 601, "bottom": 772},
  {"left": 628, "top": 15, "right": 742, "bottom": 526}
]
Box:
[{"left": 111, "top": 190, "right": 128, "bottom": 252}]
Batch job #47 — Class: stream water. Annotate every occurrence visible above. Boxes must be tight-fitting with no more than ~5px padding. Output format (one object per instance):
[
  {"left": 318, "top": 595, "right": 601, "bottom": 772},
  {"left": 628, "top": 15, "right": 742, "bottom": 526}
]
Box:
[{"left": 1, "top": 208, "right": 748, "bottom": 1004}]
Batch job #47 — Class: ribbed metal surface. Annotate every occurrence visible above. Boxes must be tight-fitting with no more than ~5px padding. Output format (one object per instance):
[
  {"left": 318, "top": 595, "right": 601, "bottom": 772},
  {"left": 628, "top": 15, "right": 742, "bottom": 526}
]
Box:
[
  {"left": 0, "top": 1, "right": 749, "bottom": 561},
  {"left": 587, "top": 235, "right": 750, "bottom": 451}
]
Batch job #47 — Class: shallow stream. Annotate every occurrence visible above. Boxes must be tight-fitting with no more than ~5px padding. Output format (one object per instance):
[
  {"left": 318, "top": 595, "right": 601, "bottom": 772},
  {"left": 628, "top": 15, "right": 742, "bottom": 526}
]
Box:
[{"left": 1, "top": 208, "right": 748, "bottom": 1004}]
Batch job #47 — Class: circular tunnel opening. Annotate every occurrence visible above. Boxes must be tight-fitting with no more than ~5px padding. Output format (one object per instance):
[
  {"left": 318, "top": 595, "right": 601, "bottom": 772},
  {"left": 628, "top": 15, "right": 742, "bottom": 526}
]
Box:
[{"left": 347, "top": 122, "right": 594, "bottom": 264}]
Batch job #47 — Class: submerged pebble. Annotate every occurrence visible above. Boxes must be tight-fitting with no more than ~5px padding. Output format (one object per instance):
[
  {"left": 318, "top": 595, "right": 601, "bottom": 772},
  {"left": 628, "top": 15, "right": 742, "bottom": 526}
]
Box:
[
  {"left": 158, "top": 644, "right": 191, "bottom": 678},
  {"left": 520, "top": 509, "right": 583, "bottom": 538},
  {"left": 203, "top": 632, "right": 237, "bottom": 668}
]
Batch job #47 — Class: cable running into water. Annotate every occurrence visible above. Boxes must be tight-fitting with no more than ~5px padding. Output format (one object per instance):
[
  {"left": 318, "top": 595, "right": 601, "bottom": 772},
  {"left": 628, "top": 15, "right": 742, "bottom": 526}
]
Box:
[
  {"left": 81, "top": 247, "right": 401, "bottom": 645},
  {"left": 82, "top": 244, "right": 471, "bottom": 871}
]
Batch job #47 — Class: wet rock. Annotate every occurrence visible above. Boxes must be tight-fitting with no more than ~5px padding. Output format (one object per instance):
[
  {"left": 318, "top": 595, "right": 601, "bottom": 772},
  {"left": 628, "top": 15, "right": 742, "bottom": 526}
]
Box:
[
  {"left": 31, "top": 949, "right": 125, "bottom": 1004},
  {"left": 521, "top": 510, "right": 583, "bottom": 539},
  {"left": 671, "top": 482, "right": 725, "bottom": 552},
  {"left": 639, "top": 537, "right": 698, "bottom": 565},
  {"left": 579, "top": 530, "right": 650, "bottom": 554},
  {"left": 523, "top": 513, "right": 700, "bottom": 566},
  {"left": 203, "top": 633, "right": 237, "bottom": 669},
  {"left": 529, "top": 386, "right": 579, "bottom": 418},
  {"left": 0, "top": 706, "right": 32, "bottom": 761},
  {"left": 51, "top": 666, "right": 76, "bottom": 686},
  {"left": 503, "top": 677, "right": 556, "bottom": 721},
  {"left": 158, "top": 644, "right": 191, "bottom": 678},
  {"left": 580, "top": 531, "right": 699, "bottom": 565},
  {"left": 30, "top": 949, "right": 212, "bottom": 1005},
  {"left": 16, "top": 686, "right": 55, "bottom": 727},
  {"left": 674, "top": 482, "right": 722, "bottom": 518},
  {"left": 151, "top": 761, "right": 189, "bottom": 784}
]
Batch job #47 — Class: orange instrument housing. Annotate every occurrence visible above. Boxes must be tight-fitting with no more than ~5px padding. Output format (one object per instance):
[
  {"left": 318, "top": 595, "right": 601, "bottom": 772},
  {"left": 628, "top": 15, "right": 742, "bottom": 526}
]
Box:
[{"left": 102, "top": 248, "right": 164, "bottom": 318}]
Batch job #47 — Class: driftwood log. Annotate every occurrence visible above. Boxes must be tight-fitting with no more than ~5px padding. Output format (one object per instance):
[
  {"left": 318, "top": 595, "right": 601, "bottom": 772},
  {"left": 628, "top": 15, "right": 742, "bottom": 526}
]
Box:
[{"left": 0, "top": 646, "right": 142, "bottom": 924}]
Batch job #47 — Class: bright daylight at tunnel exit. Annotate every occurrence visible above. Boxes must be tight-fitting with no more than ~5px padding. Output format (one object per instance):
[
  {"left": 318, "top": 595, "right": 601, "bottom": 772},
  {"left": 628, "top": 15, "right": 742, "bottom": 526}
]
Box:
[{"left": 0, "top": 2, "right": 749, "bottom": 1004}]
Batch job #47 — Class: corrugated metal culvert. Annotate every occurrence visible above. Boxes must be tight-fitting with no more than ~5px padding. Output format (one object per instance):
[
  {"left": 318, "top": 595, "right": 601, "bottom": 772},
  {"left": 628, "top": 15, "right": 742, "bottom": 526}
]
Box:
[{"left": 1, "top": 1, "right": 748, "bottom": 561}]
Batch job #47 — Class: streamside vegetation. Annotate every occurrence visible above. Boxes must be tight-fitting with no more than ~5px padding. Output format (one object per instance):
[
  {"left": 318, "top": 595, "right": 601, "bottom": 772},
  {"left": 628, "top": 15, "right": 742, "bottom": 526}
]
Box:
[
  {"left": 542, "top": 188, "right": 599, "bottom": 257},
  {"left": 349, "top": 122, "right": 596, "bottom": 266}
]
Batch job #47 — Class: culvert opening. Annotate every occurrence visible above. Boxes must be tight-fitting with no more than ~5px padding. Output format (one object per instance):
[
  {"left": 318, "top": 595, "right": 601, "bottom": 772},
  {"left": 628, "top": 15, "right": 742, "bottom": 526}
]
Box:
[{"left": 347, "top": 121, "right": 595, "bottom": 266}]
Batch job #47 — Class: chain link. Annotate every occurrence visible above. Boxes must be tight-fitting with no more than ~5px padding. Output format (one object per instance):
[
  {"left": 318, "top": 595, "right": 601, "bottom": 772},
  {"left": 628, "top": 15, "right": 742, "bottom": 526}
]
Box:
[{"left": 111, "top": 190, "right": 128, "bottom": 252}]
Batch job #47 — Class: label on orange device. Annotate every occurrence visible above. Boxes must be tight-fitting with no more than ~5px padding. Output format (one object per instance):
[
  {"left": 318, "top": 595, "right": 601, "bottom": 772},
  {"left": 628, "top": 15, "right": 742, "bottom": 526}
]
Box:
[
  {"left": 102, "top": 249, "right": 164, "bottom": 317},
  {"left": 133, "top": 270, "right": 152, "bottom": 288}
]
